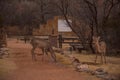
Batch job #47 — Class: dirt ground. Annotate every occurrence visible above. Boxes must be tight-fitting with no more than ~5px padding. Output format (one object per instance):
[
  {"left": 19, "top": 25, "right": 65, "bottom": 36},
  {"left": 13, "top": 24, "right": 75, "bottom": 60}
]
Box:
[
  {"left": 1, "top": 39, "right": 119, "bottom": 80},
  {"left": 0, "top": 39, "right": 88, "bottom": 80}
]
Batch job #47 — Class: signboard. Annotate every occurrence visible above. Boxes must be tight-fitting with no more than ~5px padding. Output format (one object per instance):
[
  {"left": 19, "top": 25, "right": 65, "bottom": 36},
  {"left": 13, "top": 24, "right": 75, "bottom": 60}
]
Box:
[{"left": 58, "top": 19, "right": 72, "bottom": 32}]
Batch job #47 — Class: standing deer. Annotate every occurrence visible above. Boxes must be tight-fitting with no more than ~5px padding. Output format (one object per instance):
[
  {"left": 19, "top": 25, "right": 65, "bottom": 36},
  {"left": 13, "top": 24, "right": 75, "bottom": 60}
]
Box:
[
  {"left": 30, "top": 37, "right": 56, "bottom": 62},
  {"left": 92, "top": 36, "right": 107, "bottom": 64}
]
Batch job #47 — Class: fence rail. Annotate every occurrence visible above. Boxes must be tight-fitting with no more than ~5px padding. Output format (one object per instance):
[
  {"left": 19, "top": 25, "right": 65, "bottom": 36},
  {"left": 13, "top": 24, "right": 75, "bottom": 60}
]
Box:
[{"left": 58, "top": 35, "right": 81, "bottom": 48}]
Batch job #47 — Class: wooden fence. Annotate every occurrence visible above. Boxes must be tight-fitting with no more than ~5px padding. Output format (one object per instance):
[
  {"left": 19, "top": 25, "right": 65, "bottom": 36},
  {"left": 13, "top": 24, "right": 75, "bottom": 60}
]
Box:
[{"left": 58, "top": 34, "right": 89, "bottom": 52}]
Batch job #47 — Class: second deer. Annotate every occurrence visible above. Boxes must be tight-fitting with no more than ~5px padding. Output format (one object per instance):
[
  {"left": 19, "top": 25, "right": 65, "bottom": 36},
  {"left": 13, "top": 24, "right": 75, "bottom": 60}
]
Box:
[{"left": 92, "top": 36, "right": 107, "bottom": 64}]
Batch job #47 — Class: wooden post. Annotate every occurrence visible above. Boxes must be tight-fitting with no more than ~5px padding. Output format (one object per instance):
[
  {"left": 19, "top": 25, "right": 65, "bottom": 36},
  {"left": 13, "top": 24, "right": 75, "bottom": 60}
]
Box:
[
  {"left": 49, "top": 35, "right": 58, "bottom": 47},
  {"left": 0, "top": 27, "right": 7, "bottom": 48},
  {"left": 59, "top": 34, "right": 62, "bottom": 48}
]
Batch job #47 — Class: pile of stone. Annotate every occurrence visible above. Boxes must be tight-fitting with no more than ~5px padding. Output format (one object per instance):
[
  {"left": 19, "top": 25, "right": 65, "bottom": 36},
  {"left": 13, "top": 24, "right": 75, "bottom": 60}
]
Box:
[
  {"left": 71, "top": 57, "right": 119, "bottom": 80},
  {"left": 0, "top": 47, "right": 9, "bottom": 59},
  {"left": 92, "top": 68, "right": 119, "bottom": 80},
  {"left": 92, "top": 68, "right": 108, "bottom": 79},
  {"left": 71, "top": 57, "right": 90, "bottom": 72}
]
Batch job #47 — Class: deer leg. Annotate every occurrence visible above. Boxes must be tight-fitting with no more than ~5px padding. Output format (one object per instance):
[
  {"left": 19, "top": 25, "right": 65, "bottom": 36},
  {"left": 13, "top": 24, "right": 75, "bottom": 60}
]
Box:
[
  {"left": 101, "top": 53, "right": 103, "bottom": 64},
  {"left": 104, "top": 53, "right": 107, "bottom": 64},
  {"left": 45, "top": 48, "right": 48, "bottom": 55},
  {"left": 49, "top": 48, "right": 56, "bottom": 62},
  {"left": 41, "top": 48, "right": 45, "bottom": 61},
  {"left": 95, "top": 53, "right": 98, "bottom": 63},
  {"left": 31, "top": 47, "right": 37, "bottom": 61}
]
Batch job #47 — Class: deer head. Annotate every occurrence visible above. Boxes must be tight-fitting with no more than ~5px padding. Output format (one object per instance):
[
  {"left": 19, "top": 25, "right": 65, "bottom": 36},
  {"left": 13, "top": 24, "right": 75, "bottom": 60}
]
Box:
[{"left": 92, "top": 36, "right": 101, "bottom": 45}]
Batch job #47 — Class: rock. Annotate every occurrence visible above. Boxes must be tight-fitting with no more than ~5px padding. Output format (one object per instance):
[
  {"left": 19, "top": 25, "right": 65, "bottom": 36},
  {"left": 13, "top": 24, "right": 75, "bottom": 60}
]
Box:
[
  {"left": 94, "top": 71, "right": 108, "bottom": 75},
  {"left": 76, "top": 64, "right": 90, "bottom": 72},
  {"left": 104, "top": 74, "right": 120, "bottom": 80},
  {"left": 71, "top": 57, "right": 91, "bottom": 72},
  {"left": 0, "top": 48, "right": 9, "bottom": 51},
  {"left": 91, "top": 68, "right": 108, "bottom": 78},
  {"left": 95, "top": 68, "right": 104, "bottom": 72},
  {"left": 78, "top": 64, "right": 89, "bottom": 69},
  {"left": 71, "top": 57, "right": 81, "bottom": 67},
  {"left": 96, "top": 74, "right": 107, "bottom": 78},
  {"left": 72, "top": 57, "right": 80, "bottom": 63}
]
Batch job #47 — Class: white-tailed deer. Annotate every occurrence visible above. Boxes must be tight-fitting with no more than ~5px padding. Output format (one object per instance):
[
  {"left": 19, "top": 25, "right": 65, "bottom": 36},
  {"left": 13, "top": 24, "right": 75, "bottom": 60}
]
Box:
[
  {"left": 30, "top": 37, "right": 56, "bottom": 62},
  {"left": 92, "top": 36, "right": 107, "bottom": 64}
]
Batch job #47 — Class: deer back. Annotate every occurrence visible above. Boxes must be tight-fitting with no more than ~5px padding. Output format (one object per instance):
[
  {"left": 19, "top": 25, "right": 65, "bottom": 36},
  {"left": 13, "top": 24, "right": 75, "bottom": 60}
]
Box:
[{"left": 31, "top": 38, "right": 51, "bottom": 48}]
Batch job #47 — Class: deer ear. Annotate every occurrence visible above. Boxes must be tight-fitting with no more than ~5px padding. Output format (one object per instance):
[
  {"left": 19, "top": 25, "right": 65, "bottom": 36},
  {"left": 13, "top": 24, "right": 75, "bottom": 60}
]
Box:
[{"left": 97, "top": 36, "right": 100, "bottom": 40}]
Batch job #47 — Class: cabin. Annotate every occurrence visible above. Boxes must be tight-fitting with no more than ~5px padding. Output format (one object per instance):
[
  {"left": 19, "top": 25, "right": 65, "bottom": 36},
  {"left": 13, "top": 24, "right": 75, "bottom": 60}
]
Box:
[{"left": 32, "top": 16, "right": 76, "bottom": 36}]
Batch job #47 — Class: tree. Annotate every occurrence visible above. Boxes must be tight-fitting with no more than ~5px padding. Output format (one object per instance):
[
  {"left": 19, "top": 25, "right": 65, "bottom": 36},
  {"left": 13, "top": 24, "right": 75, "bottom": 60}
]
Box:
[
  {"left": 54, "top": 0, "right": 120, "bottom": 53},
  {"left": 54, "top": 0, "right": 88, "bottom": 49},
  {"left": 0, "top": 0, "right": 57, "bottom": 34},
  {"left": 82, "top": 0, "right": 120, "bottom": 54}
]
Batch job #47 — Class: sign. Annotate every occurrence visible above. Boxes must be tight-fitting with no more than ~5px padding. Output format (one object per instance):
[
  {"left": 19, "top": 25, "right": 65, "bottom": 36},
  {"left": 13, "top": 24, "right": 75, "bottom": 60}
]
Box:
[{"left": 58, "top": 19, "right": 72, "bottom": 32}]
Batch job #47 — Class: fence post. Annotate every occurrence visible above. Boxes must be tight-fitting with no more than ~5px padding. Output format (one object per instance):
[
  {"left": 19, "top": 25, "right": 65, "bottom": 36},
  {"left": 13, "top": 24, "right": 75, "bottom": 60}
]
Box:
[
  {"left": 49, "top": 35, "right": 58, "bottom": 47},
  {"left": 59, "top": 34, "right": 62, "bottom": 48},
  {"left": 0, "top": 27, "right": 7, "bottom": 48}
]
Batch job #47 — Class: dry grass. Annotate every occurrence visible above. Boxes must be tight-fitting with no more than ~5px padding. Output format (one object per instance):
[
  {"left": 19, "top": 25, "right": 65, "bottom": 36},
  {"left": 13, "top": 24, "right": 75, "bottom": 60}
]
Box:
[
  {"left": 56, "top": 50, "right": 120, "bottom": 80},
  {"left": 57, "top": 44, "right": 120, "bottom": 75},
  {"left": 73, "top": 53, "right": 120, "bottom": 73}
]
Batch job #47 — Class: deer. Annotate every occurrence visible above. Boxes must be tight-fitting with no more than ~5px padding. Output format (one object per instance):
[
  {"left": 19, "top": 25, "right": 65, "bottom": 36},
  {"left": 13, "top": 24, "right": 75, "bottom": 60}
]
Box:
[
  {"left": 30, "top": 37, "right": 56, "bottom": 62},
  {"left": 92, "top": 36, "right": 107, "bottom": 64}
]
